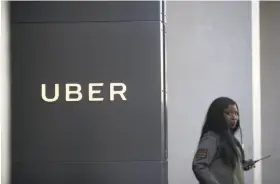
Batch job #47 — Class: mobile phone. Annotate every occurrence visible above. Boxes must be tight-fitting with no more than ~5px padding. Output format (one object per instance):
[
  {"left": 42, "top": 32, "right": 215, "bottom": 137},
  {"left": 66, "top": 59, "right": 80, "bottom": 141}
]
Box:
[{"left": 253, "top": 155, "right": 271, "bottom": 164}]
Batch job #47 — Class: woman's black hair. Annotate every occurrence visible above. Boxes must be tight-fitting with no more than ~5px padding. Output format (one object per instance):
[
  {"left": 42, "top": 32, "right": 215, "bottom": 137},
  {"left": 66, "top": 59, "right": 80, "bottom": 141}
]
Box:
[{"left": 200, "top": 97, "right": 244, "bottom": 167}]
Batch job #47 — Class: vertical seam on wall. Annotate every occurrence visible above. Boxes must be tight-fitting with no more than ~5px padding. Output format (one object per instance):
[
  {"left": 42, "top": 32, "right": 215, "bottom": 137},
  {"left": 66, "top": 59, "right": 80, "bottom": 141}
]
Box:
[
  {"left": 160, "top": 0, "right": 168, "bottom": 183},
  {"left": 1, "top": 1, "right": 11, "bottom": 184},
  {"left": 252, "top": 1, "right": 262, "bottom": 184}
]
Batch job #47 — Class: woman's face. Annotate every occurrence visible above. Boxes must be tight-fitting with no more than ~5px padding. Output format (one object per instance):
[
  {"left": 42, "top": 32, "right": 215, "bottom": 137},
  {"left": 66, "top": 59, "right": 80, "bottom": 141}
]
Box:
[{"left": 223, "top": 104, "right": 239, "bottom": 129}]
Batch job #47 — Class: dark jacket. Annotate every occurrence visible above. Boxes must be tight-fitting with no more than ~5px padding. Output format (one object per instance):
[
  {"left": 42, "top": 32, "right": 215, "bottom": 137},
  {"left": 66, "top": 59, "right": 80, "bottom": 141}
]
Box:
[{"left": 192, "top": 131, "right": 249, "bottom": 184}]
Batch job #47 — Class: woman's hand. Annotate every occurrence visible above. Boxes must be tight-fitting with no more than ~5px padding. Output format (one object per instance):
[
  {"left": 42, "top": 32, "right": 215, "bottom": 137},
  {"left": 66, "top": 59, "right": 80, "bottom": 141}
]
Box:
[{"left": 243, "top": 159, "right": 256, "bottom": 171}]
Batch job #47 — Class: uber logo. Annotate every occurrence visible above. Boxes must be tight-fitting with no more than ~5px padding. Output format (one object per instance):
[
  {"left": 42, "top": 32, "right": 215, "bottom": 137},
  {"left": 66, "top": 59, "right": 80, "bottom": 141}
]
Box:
[{"left": 41, "top": 83, "right": 127, "bottom": 102}]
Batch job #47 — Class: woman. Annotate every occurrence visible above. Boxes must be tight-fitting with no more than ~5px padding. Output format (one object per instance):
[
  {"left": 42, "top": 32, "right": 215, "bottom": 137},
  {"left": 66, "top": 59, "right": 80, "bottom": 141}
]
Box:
[{"left": 192, "top": 97, "right": 254, "bottom": 184}]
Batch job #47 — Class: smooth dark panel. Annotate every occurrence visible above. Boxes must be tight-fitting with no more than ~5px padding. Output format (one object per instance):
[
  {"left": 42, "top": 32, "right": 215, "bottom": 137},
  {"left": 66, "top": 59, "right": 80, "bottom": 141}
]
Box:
[
  {"left": 11, "top": 22, "right": 163, "bottom": 162},
  {"left": 10, "top": 1, "right": 161, "bottom": 23},
  {"left": 12, "top": 162, "right": 167, "bottom": 184}
]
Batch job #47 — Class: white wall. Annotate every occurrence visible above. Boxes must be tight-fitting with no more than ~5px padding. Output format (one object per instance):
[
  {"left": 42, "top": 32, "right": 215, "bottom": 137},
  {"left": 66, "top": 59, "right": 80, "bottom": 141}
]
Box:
[
  {"left": 260, "top": 2, "right": 280, "bottom": 184},
  {"left": 166, "top": 2, "right": 253, "bottom": 184}
]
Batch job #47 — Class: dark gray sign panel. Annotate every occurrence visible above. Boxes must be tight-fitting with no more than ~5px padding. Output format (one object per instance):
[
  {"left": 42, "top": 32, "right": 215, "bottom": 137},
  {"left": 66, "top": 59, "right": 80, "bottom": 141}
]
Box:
[{"left": 10, "top": 1, "right": 167, "bottom": 184}]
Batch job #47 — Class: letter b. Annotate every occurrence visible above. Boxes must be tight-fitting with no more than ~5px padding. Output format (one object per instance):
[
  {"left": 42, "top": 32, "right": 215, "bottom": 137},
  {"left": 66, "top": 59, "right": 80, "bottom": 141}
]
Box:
[{"left": 65, "top": 84, "right": 82, "bottom": 101}]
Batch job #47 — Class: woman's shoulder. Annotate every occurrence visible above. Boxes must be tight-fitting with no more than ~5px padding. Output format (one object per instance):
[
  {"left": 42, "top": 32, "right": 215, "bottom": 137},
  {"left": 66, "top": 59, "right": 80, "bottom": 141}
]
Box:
[
  {"left": 197, "top": 131, "right": 220, "bottom": 151},
  {"left": 201, "top": 131, "right": 220, "bottom": 142}
]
